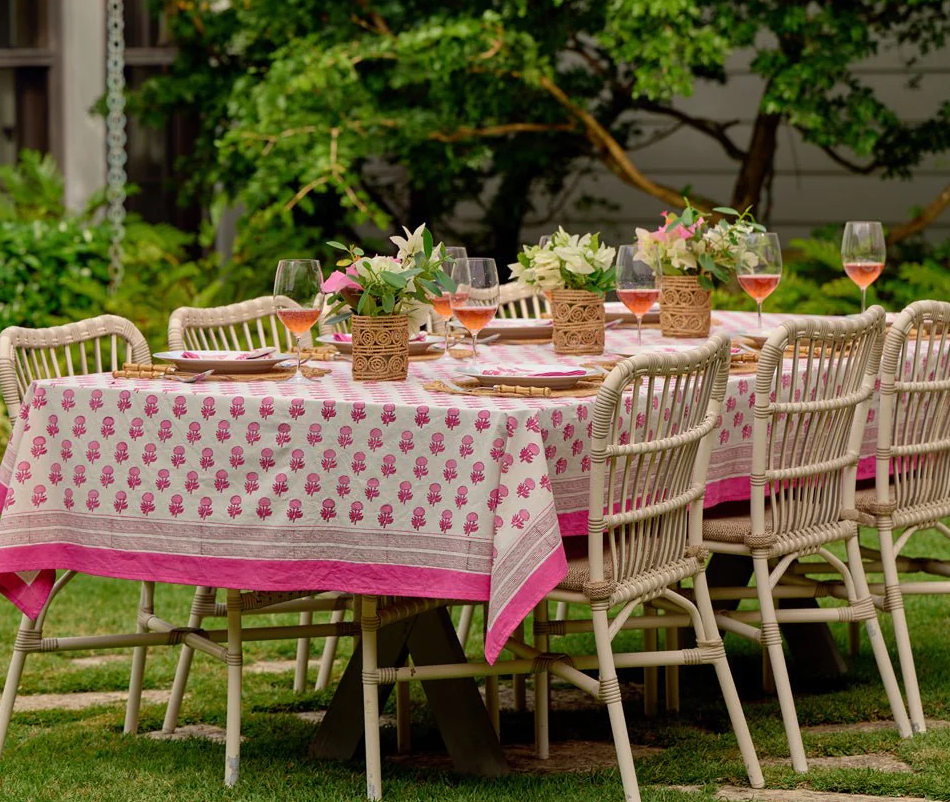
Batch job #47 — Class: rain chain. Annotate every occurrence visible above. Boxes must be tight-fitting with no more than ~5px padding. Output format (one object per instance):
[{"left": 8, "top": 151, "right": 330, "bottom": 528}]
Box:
[{"left": 106, "top": 0, "right": 127, "bottom": 290}]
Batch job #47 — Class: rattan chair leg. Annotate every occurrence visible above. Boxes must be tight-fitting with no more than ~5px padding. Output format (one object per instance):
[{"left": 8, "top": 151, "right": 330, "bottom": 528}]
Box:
[
  {"left": 533, "top": 600, "right": 550, "bottom": 759},
  {"left": 0, "top": 613, "right": 33, "bottom": 757},
  {"left": 876, "top": 528, "right": 925, "bottom": 732},
  {"left": 512, "top": 620, "right": 527, "bottom": 713},
  {"left": 315, "top": 607, "right": 347, "bottom": 691},
  {"left": 124, "top": 581, "right": 155, "bottom": 734},
  {"left": 457, "top": 604, "right": 475, "bottom": 649},
  {"left": 362, "top": 596, "right": 383, "bottom": 800},
  {"left": 592, "top": 604, "right": 641, "bottom": 802},
  {"left": 224, "top": 588, "right": 243, "bottom": 787},
  {"left": 293, "top": 609, "right": 313, "bottom": 693},
  {"left": 845, "top": 538, "right": 913, "bottom": 738},
  {"left": 643, "top": 602, "right": 658, "bottom": 716},
  {"left": 163, "top": 586, "right": 214, "bottom": 734},
  {"left": 752, "top": 554, "right": 807, "bottom": 772},
  {"left": 554, "top": 601, "right": 568, "bottom": 620},
  {"left": 692, "top": 571, "right": 764, "bottom": 788}
]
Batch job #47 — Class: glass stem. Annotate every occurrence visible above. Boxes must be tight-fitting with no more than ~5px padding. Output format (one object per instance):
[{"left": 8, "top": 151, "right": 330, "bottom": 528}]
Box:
[
  {"left": 296, "top": 336, "right": 303, "bottom": 378},
  {"left": 636, "top": 316, "right": 643, "bottom": 347},
  {"left": 470, "top": 331, "right": 478, "bottom": 363},
  {"left": 861, "top": 287, "right": 867, "bottom": 313},
  {"left": 757, "top": 302, "right": 763, "bottom": 330}
]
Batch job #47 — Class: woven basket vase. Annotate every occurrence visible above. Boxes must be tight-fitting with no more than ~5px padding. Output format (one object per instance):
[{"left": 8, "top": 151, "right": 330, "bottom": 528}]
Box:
[
  {"left": 659, "top": 275, "right": 711, "bottom": 338},
  {"left": 551, "top": 289, "right": 605, "bottom": 355},
  {"left": 351, "top": 315, "right": 409, "bottom": 381}
]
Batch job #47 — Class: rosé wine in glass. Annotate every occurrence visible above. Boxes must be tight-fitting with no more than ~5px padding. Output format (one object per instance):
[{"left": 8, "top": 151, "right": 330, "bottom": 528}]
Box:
[
  {"left": 450, "top": 258, "right": 499, "bottom": 363},
  {"left": 737, "top": 232, "right": 782, "bottom": 329},
  {"left": 273, "top": 259, "right": 322, "bottom": 381},
  {"left": 841, "top": 221, "right": 885, "bottom": 312},
  {"left": 615, "top": 245, "right": 660, "bottom": 346}
]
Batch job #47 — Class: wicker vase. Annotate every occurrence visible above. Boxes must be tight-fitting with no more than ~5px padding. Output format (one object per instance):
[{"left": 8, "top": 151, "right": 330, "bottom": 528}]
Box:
[
  {"left": 659, "top": 275, "right": 711, "bottom": 338},
  {"left": 551, "top": 289, "right": 605, "bottom": 355},
  {"left": 351, "top": 315, "right": 409, "bottom": 381}
]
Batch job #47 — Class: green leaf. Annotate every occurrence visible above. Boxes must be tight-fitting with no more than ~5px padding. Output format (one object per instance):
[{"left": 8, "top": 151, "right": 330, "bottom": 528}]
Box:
[
  {"left": 435, "top": 270, "right": 456, "bottom": 292},
  {"left": 418, "top": 278, "right": 441, "bottom": 296},
  {"left": 357, "top": 292, "right": 368, "bottom": 314},
  {"left": 699, "top": 253, "right": 715, "bottom": 273},
  {"left": 712, "top": 207, "right": 740, "bottom": 217},
  {"left": 422, "top": 227, "right": 433, "bottom": 259},
  {"left": 335, "top": 259, "right": 352, "bottom": 267},
  {"left": 697, "top": 274, "right": 715, "bottom": 291},
  {"left": 324, "top": 311, "right": 352, "bottom": 326},
  {"left": 327, "top": 241, "right": 348, "bottom": 251},
  {"left": 381, "top": 293, "right": 394, "bottom": 314},
  {"left": 381, "top": 271, "right": 407, "bottom": 289}
]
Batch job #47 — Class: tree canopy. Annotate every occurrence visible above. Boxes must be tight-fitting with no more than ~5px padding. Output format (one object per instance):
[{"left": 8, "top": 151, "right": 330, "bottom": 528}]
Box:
[{"left": 135, "top": 0, "right": 950, "bottom": 283}]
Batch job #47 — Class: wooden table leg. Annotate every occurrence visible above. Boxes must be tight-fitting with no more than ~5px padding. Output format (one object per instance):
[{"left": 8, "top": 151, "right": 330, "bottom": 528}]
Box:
[
  {"left": 705, "top": 553, "right": 847, "bottom": 677},
  {"left": 310, "top": 607, "right": 509, "bottom": 777}
]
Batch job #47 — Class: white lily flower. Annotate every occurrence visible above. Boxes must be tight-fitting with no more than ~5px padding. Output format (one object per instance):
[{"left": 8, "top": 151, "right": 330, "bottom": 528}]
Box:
[{"left": 390, "top": 223, "right": 426, "bottom": 262}]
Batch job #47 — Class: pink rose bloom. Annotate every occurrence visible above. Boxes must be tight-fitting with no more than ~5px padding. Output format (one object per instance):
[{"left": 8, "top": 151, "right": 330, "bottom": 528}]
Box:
[{"left": 322, "top": 263, "right": 361, "bottom": 293}]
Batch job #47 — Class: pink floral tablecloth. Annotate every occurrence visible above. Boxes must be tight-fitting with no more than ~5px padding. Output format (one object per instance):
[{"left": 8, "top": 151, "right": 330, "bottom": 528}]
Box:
[{"left": 0, "top": 311, "right": 876, "bottom": 662}]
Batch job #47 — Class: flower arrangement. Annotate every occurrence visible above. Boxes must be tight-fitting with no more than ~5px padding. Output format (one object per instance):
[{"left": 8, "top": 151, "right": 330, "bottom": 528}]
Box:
[
  {"left": 323, "top": 223, "right": 455, "bottom": 324},
  {"left": 634, "top": 202, "right": 765, "bottom": 290},
  {"left": 510, "top": 227, "right": 616, "bottom": 295}
]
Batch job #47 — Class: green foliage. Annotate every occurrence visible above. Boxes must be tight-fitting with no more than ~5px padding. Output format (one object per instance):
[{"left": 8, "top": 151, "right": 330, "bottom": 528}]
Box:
[{"left": 131, "top": 0, "right": 950, "bottom": 274}]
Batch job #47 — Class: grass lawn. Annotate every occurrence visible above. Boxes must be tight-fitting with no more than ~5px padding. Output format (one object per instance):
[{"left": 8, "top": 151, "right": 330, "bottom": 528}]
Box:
[{"left": 1, "top": 526, "right": 950, "bottom": 801}]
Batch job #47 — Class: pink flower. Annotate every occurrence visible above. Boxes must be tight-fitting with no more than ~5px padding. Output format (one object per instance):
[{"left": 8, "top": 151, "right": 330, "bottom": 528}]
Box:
[{"left": 322, "top": 265, "right": 362, "bottom": 293}]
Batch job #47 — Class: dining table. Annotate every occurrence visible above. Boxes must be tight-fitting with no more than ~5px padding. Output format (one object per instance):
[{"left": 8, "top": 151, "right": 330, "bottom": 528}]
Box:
[{"left": 0, "top": 309, "right": 881, "bottom": 770}]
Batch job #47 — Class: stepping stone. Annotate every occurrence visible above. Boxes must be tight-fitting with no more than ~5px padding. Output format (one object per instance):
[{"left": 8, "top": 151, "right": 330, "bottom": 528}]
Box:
[
  {"left": 245, "top": 660, "right": 300, "bottom": 675},
  {"left": 14, "top": 689, "right": 170, "bottom": 712},
  {"left": 706, "top": 786, "right": 932, "bottom": 802},
  {"left": 66, "top": 655, "right": 129, "bottom": 669},
  {"left": 146, "top": 723, "right": 239, "bottom": 744},
  {"left": 296, "top": 709, "right": 398, "bottom": 728},
  {"left": 763, "top": 754, "right": 912, "bottom": 773},
  {"left": 802, "top": 719, "right": 950, "bottom": 735}
]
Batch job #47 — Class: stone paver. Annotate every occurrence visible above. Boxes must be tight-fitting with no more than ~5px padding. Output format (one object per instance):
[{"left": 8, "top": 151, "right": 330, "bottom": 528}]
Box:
[
  {"left": 66, "top": 655, "right": 129, "bottom": 669},
  {"left": 245, "top": 660, "right": 300, "bottom": 675},
  {"left": 15, "top": 689, "right": 170, "bottom": 712},
  {"left": 802, "top": 719, "right": 950, "bottom": 735},
  {"left": 145, "top": 724, "right": 238, "bottom": 744}
]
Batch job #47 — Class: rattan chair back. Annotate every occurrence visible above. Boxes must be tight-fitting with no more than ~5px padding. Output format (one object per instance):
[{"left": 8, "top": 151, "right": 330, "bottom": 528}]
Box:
[{"left": 0, "top": 315, "right": 150, "bottom": 418}]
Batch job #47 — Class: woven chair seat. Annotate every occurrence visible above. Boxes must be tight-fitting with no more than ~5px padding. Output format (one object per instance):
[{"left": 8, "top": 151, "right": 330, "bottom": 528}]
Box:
[
  {"left": 702, "top": 509, "right": 770, "bottom": 544},
  {"left": 557, "top": 537, "right": 616, "bottom": 592}
]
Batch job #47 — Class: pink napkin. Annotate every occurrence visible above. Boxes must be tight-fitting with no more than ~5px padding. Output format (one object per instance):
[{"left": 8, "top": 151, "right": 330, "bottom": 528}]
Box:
[
  {"left": 330, "top": 333, "right": 427, "bottom": 343},
  {"left": 180, "top": 351, "right": 257, "bottom": 361},
  {"left": 480, "top": 367, "right": 587, "bottom": 378}
]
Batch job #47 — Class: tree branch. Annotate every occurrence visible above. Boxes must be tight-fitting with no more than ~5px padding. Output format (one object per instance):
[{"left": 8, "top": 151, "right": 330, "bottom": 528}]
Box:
[
  {"left": 886, "top": 180, "right": 950, "bottom": 245},
  {"left": 353, "top": 0, "right": 392, "bottom": 36},
  {"left": 638, "top": 100, "right": 746, "bottom": 162},
  {"left": 817, "top": 145, "right": 879, "bottom": 175},
  {"left": 428, "top": 123, "right": 577, "bottom": 142},
  {"left": 535, "top": 75, "right": 722, "bottom": 212}
]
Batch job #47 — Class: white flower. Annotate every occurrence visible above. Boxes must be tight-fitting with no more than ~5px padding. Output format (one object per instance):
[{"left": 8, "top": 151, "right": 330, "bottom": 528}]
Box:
[
  {"left": 593, "top": 243, "right": 616, "bottom": 271},
  {"left": 390, "top": 223, "right": 426, "bottom": 262},
  {"left": 554, "top": 244, "right": 595, "bottom": 275},
  {"left": 533, "top": 249, "right": 561, "bottom": 272}
]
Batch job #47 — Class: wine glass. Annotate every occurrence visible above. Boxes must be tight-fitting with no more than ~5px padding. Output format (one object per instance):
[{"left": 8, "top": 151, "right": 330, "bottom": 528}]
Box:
[
  {"left": 273, "top": 259, "right": 323, "bottom": 381},
  {"left": 841, "top": 221, "right": 885, "bottom": 312},
  {"left": 737, "top": 232, "right": 782, "bottom": 329},
  {"left": 615, "top": 245, "right": 660, "bottom": 346},
  {"left": 450, "top": 258, "right": 499, "bottom": 363},
  {"left": 430, "top": 246, "right": 468, "bottom": 355}
]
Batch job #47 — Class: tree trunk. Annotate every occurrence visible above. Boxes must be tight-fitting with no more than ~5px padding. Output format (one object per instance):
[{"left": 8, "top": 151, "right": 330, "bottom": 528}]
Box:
[{"left": 731, "top": 112, "right": 781, "bottom": 217}]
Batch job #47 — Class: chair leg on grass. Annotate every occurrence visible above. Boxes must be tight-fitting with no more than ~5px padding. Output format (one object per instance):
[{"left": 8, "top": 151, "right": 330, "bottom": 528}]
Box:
[
  {"left": 293, "top": 609, "right": 313, "bottom": 693},
  {"left": 457, "top": 604, "right": 475, "bottom": 650},
  {"left": 0, "top": 613, "right": 35, "bottom": 757},
  {"left": 163, "top": 586, "right": 215, "bottom": 734},
  {"left": 224, "top": 588, "right": 243, "bottom": 787},
  {"left": 752, "top": 553, "right": 808, "bottom": 772},
  {"left": 315, "top": 607, "right": 347, "bottom": 691},
  {"left": 533, "top": 600, "right": 550, "bottom": 760},
  {"left": 878, "top": 525, "right": 926, "bottom": 733},
  {"left": 693, "top": 571, "right": 764, "bottom": 789},
  {"left": 124, "top": 581, "right": 155, "bottom": 734},
  {"left": 592, "top": 603, "right": 641, "bottom": 802},
  {"left": 844, "top": 538, "right": 912, "bottom": 738},
  {"left": 362, "top": 596, "right": 383, "bottom": 800}
]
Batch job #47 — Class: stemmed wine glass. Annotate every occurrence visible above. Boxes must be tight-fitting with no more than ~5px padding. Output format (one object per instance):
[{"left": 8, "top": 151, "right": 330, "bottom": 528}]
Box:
[
  {"left": 274, "top": 259, "right": 323, "bottom": 381},
  {"left": 737, "top": 232, "right": 782, "bottom": 329},
  {"left": 450, "top": 258, "right": 499, "bottom": 363},
  {"left": 429, "top": 246, "right": 467, "bottom": 356},
  {"left": 841, "top": 221, "right": 885, "bottom": 312},
  {"left": 615, "top": 245, "right": 660, "bottom": 346}
]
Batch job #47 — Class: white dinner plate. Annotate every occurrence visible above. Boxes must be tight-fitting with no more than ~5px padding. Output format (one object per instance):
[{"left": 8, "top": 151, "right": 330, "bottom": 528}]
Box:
[
  {"left": 154, "top": 351, "right": 295, "bottom": 374},
  {"left": 316, "top": 334, "right": 441, "bottom": 356},
  {"left": 604, "top": 301, "right": 660, "bottom": 324},
  {"left": 730, "top": 330, "right": 775, "bottom": 348},
  {"left": 457, "top": 364, "right": 600, "bottom": 390}
]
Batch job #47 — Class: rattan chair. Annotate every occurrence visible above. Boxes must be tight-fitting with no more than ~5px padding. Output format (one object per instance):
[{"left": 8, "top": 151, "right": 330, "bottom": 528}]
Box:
[
  {"left": 358, "top": 335, "right": 763, "bottom": 801},
  {"left": 817, "top": 300, "right": 950, "bottom": 735},
  {"left": 163, "top": 298, "right": 347, "bottom": 726},
  {"left": 700, "top": 306, "right": 912, "bottom": 772},
  {"left": 497, "top": 282, "right": 551, "bottom": 319},
  {"left": 0, "top": 315, "right": 154, "bottom": 750}
]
